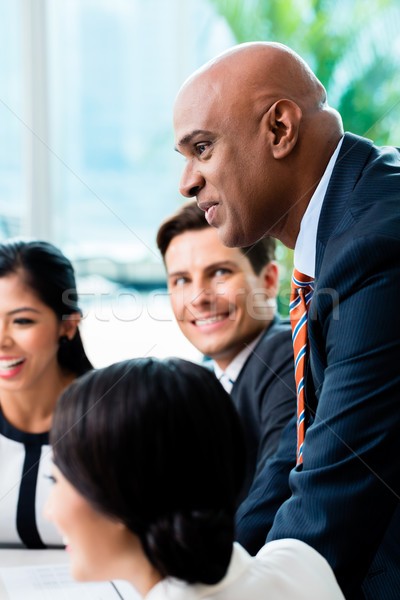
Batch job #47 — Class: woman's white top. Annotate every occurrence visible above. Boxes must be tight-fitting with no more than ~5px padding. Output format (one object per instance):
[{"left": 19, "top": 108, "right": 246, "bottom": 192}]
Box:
[
  {"left": 145, "top": 540, "right": 345, "bottom": 600},
  {"left": 0, "top": 406, "right": 62, "bottom": 547}
]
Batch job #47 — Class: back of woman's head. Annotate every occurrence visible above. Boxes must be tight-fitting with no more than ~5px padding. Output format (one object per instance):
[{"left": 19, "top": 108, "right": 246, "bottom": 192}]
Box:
[
  {"left": 51, "top": 358, "right": 246, "bottom": 584},
  {"left": 0, "top": 239, "right": 92, "bottom": 375}
]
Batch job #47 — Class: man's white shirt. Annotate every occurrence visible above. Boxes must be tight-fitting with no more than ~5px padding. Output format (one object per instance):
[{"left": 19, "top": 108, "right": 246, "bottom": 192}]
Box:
[
  {"left": 294, "top": 137, "right": 343, "bottom": 277},
  {"left": 213, "top": 331, "right": 264, "bottom": 393}
]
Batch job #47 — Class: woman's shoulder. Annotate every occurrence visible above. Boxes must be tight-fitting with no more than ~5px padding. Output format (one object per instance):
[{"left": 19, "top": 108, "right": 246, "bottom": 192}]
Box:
[
  {"left": 0, "top": 406, "right": 50, "bottom": 446},
  {"left": 144, "top": 541, "right": 344, "bottom": 600},
  {"left": 253, "top": 539, "right": 344, "bottom": 599}
]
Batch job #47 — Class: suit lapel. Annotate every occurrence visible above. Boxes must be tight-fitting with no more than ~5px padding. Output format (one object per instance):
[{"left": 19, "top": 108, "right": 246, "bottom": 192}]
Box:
[
  {"left": 306, "top": 133, "right": 373, "bottom": 415},
  {"left": 314, "top": 132, "right": 373, "bottom": 279}
]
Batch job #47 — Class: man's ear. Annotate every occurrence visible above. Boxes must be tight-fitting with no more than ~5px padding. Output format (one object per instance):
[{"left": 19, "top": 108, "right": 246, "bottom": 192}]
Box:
[
  {"left": 264, "top": 99, "right": 302, "bottom": 159},
  {"left": 262, "top": 261, "right": 279, "bottom": 298},
  {"left": 59, "top": 311, "right": 82, "bottom": 340}
]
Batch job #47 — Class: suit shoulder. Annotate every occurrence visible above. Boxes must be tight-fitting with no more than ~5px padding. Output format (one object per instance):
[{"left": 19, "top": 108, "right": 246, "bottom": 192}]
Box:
[
  {"left": 254, "top": 322, "right": 292, "bottom": 355},
  {"left": 237, "top": 322, "right": 293, "bottom": 385}
]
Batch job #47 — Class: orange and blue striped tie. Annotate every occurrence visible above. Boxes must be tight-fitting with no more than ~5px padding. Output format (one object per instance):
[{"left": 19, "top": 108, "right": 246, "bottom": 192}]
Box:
[{"left": 290, "top": 268, "right": 314, "bottom": 465}]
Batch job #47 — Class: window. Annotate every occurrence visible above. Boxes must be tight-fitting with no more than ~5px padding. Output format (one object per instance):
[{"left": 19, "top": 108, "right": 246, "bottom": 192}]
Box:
[
  {"left": 0, "top": 0, "right": 234, "bottom": 365},
  {"left": 0, "top": 1, "right": 23, "bottom": 239}
]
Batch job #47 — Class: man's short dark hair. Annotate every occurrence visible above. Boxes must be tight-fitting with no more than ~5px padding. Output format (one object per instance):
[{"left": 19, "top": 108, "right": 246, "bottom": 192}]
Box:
[{"left": 156, "top": 201, "right": 275, "bottom": 275}]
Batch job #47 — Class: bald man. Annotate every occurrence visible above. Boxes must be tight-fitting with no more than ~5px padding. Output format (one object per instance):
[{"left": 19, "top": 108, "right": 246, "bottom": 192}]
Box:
[{"left": 173, "top": 43, "right": 400, "bottom": 600}]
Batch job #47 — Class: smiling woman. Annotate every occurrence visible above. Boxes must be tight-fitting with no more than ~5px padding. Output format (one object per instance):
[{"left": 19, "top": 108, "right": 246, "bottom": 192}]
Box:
[{"left": 0, "top": 240, "right": 92, "bottom": 548}]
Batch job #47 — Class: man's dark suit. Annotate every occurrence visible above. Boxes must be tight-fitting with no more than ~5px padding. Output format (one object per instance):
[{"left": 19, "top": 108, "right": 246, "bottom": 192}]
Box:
[
  {"left": 231, "top": 316, "right": 296, "bottom": 502},
  {"left": 235, "top": 133, "right": 400, "bottom": 600}
]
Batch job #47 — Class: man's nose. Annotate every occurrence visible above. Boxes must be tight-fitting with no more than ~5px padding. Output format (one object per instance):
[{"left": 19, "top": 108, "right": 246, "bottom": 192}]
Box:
[
  {"left": 190, "top": 286, "right": 211, "bottom": 307},
  {"left": 188, "top": 278, "right": 218, "bottom": 310},
  {"left": 179, "top": 165, "right": 205, "bottom": 198}
]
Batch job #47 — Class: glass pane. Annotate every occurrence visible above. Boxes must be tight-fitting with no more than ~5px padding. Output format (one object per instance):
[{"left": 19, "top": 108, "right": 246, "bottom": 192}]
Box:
[
  {"left": 45, "top": 0, "right": 235, "bottom": 365},
  {"left": 47, "top": 0, "right": 234, "bottom": 265},
  {"left": 0, "top": 1, "right": 24, "bottom": 240}
]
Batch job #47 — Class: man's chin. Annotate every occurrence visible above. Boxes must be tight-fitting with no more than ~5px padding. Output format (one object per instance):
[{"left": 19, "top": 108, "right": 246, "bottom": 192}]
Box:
[
  {"left": 218, "top": 229, "right": 251, "bottom": 249},
  {"left": 219, "top": 223, "right": 269, "bottom": 249},
  {"left": 217, "top": 225, "right": 239, "bottom": 248}
]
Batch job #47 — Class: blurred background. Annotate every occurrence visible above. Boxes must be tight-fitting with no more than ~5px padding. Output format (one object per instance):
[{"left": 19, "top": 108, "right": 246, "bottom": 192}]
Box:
[{"left": 1, "top": 0, "right": 399, "bottom": 366}]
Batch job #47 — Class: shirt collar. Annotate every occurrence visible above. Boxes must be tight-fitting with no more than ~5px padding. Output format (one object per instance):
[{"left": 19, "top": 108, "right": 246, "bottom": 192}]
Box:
[
  {"left": 212, "top": 330, "right": 264, "bottom": 388},
  {"left": 145, "top": 543, "right": 252, "bottom": 600},
  {"left": 294, "top": 137, "right": 343, "bottom": 277}
]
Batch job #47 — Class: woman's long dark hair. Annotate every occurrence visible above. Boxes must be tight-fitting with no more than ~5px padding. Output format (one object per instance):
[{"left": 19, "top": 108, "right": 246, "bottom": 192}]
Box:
[
  {"left": 0, "top": 240, "right": 92, "bottom": 375},
  {"left": 51, "top": 358, "right": 246, "bottom": 585}
]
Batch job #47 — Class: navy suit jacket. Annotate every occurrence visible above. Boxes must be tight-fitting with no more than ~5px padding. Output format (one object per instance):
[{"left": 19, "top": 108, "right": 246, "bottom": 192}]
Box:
[
  {"left": 231, "top": 317, "right": 296, "bottom": 503},
  {"left": 235, "top": 133, "right": 400, "bottom": 600}
]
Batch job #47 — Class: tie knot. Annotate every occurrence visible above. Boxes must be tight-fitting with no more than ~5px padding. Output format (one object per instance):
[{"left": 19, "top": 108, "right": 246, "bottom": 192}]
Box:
[
  {"left": 291, "top": 268, "right": 314, "bottom": 291},
  {"left": 290, "top": 268, "right": 314, "bottom": 316}
]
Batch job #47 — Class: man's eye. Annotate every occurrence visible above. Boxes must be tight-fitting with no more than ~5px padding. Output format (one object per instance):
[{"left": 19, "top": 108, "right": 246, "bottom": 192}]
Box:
[
  {"left": 174, "top": 277, "right": 189, "bottom": 286},
  {"left": 214, "top": 268, "right": 231, "bottom": 277},
  {"left": 195, "top": 143, "right": 209, "bottom": 155}
]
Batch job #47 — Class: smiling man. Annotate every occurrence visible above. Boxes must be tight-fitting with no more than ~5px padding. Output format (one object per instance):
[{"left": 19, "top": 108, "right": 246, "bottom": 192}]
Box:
[
  {"left": 157, "top": 201, "right": 296, "bottom": 501},
  {"left": 173, "top": 42, "right": 400, "bottom": 600}
]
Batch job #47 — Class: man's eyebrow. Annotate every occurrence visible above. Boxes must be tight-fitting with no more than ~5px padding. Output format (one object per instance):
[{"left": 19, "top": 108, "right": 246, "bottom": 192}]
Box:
[
  {"left": 167, "top": 270, "right": 188, "bottom": 278},
  {"left": 205, "top": 260, "right": 238, "bottom": 271},
  {"left": 168, "top": 261, "right": 238, "bottom": 279},
  {"left": 174, "top": 130, "right": 213, "bottom": 151}
]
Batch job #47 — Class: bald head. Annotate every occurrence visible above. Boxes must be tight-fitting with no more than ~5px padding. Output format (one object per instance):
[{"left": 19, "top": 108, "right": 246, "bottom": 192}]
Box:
[
  {"left": 174, "top": 42, "right": 343, "bottom": 249},
  {"left": 179, "top": 42, "right": 327, "bottom": 117}
]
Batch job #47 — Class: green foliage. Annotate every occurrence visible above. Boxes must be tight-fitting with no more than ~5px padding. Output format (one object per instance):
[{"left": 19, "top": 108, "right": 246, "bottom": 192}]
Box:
[
  {"left": 209, "top": 0, "right": 400, "bottom": 314},
  {"left": 210, "top": 0, "right": 400, "bottom": 143}
]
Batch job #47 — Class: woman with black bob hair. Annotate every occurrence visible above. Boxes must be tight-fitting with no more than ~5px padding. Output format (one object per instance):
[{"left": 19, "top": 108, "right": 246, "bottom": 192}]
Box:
[
  {"left": 45, "top": 358, "right": 344, "bottom": 599},
  {"left": 0, "top": 240, "right": 92, "bottom": 548}
]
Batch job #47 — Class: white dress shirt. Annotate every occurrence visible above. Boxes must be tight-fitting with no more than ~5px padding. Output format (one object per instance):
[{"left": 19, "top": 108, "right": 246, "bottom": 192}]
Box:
[
  {"left": 145, "top": 540, "right": 345, "bottom": 600},
  {"left": 294, "top": 137, "right": 343, "bottom": 277},
  {"left": 212, "top": 331, "right": 264, "bottom": 394}
]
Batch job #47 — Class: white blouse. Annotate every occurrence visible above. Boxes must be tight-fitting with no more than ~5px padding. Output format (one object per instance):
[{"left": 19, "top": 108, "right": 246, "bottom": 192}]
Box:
[
  {"left": 0, "top": 406, "right": 62, "bottom": 547},
  {"left": 145, "top": 540, "right": 345, "bottom": 600}
]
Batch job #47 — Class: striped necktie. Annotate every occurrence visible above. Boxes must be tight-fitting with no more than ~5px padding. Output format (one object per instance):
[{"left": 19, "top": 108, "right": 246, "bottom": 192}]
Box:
[{"left": 290, "top": 268, "right": 314, "bottom": 465}]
